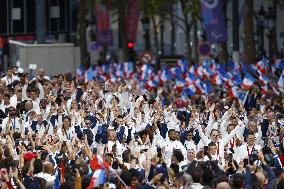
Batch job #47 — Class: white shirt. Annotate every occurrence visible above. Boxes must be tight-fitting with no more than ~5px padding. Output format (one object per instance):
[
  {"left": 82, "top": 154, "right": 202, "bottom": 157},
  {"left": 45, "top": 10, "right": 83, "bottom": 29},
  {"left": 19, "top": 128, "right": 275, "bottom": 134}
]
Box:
[
  {"left": 191, "top": 183, "right": 204, "bottom": 189},
  {"left": 10, "top": 94, "right": 20, "bottom": 108},
  {"left": 161, "top": 139, "right": 187, "bottom": 167},
  {"left": 35, "top": 172, "right": 56, "bottom": 182},
  {"left": 235, "top": 143, "right": 261, "bottom": 163},
  {"left": 106, "top": 140, "right": 123, "bottom": 155},
  {"left": 57, "top": 126, "right": 76, "bottom": 141},
  {"left": 196, "top": 122, "right": 241, "bottom": 160},
  {"left": 1, "top": 75, "right": 19, "bottom": 86},
  {"left": 1, "top": 117, "right": 23, "bottom": 133},
  {"left": 184, "top": 140, "right": 196, "bottom": 151},
  {"left": 0, "top": 101, "right": 9, "bottom": 113}
]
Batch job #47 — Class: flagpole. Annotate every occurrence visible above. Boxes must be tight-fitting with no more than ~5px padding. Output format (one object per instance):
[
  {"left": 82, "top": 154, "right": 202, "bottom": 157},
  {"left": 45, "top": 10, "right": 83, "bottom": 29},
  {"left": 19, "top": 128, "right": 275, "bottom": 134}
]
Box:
[
  {"left": 109, "top": 167, "right": 128, "bottom": 188},
  {"left": 242, "top": 91, "right": 249, "bottom": 105}
]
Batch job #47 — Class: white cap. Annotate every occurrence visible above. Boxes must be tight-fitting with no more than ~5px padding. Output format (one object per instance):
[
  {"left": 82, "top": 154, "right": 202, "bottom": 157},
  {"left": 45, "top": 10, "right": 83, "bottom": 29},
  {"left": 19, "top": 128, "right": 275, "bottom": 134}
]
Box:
[{"left": 18, "top": 68, "right": 24, "bottom": 73}]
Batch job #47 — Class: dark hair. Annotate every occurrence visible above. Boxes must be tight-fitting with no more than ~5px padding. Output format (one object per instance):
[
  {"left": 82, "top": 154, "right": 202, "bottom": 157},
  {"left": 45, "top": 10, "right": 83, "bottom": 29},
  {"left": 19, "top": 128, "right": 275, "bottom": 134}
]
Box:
[
  {"left": 170, "top": 163, "right": 180, "bottom": 175},
  {"left": 122, "top": 149, "right": 131, "bottom": 163},
  {"left": 172, "top": 149, "right": 184, "bottom": 162},
  {"left": 128, "top": 168, "right": 139, "bottom": 179},
  {"left": 246, "top": 132, "right": 255, "bottom": 139},
  {"left": 33, "top": 159, "right": 43, "bottom": 174},
  {"left": 210, "top": 129, "right": 219, "bottom": 136},
  {"left": 22, "top": 161, "right": 32, "bottom": 176},
  {"left": 208, "top": 142, "right": 217, "bottom": 148},
  {"left": 191, "top": 167, "right": 202, "bottom": 183},
  {"left": 120, "top": 171, "right": 132, "bottom": 186},
  {"left": 277, "top": 181, "right": 284, "bottom": 189},
  {"left": 60, "top": 181, "right": 75, "bottom": 189},
  {"left": 63, "top": 116, "right": 71, "bottom": 121},
  {"left": 232, "top": 173, "right": 244, "bottom": 189},
  {"left": 168, "top": 129, "right": 176, "bottom": 134},
  {"left": 202, "top": 168, "right": 213, "bottom": 186}
]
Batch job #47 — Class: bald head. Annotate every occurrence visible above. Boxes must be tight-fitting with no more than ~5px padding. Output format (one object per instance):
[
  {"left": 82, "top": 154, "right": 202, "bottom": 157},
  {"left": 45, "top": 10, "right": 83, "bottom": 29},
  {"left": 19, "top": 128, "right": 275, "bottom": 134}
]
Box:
[
  {"left": 38, "top": 68, "right": 45, "bottom": 77},
  {"left": 255, "top": 172, "right": 266, "bottom": 186},
  {"left": 216, "top": 182, "right": 231, "bottom": 189}
]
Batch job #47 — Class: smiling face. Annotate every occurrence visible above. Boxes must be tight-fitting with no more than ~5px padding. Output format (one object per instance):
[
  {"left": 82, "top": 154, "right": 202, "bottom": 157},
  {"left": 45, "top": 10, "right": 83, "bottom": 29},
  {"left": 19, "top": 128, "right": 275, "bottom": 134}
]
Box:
[
  {"left": 210, "top": 130, "right": 219, "bottom": 143},
  {"left": 246, "top": 134, "right": 256, "bottom": 146},
  {"left": 187, "top": 149, "right": 195, "bottom": 161}
]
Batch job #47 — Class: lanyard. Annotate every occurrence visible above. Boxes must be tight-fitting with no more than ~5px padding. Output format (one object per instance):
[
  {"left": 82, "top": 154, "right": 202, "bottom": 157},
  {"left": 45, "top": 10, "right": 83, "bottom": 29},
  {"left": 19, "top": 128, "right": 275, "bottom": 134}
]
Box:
[
  {"left": 247, "top": 144, "right": 255, "bottom": 156},
  {"left": 230, "top": 138, "right": 235, "bottom": 149},
  {"left": 216, "top": 142, "right": 220, "bottom": 155}
]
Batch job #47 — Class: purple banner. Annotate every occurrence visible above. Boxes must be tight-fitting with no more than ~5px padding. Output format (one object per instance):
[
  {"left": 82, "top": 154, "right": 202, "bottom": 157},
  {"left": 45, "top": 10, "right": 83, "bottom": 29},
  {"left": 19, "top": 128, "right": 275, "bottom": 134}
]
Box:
[
  {"left": 94, "top": 1, "right": 113, "bottom": 46},
  {"left": 201, "top": 0, "right": 228, "bottom": 43},
  {"left": 126, "top": 0, "right": 140, "bottom": 42}
]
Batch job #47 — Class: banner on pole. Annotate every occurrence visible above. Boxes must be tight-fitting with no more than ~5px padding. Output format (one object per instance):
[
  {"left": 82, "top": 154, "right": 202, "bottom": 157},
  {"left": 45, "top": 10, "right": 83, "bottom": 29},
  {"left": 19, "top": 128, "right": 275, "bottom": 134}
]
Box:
[{"left": 201, "top": 0, "right": 228, "bottom": 43}]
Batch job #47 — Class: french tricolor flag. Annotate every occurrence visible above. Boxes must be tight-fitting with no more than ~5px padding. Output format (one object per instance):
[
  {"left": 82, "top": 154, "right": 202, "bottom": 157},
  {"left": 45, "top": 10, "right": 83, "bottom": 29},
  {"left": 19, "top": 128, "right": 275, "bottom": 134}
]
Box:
[
  {"left": 260, "top": 85, "right": 269, "bottom": 95},
  {"left": 278, "top": 71, "right": 284, "bottom": 88},
  {"left": 115, "top": 64, "right": 124, "bottom": 78},
  {"left": 177, "top": 59, "right": 188, "bottom": 72},
  {"left": 183, "top": 84, "right": 196, "bottom": 97},
  {"left": 159, "top": 69, "right": 171, "bottom": 83},
  {"left": 124, "top": 62, "right": 133, "bottom": 78},
  {"left": 229, "top": 86, "right": 246, "bottom": 103},
  {"left": 256, "top": 59, "right": 268, "bottom": 75},
  {"left": 145, "top": 75, "right": 158, "bottom": 91},
  {"left": 228, "top": 86, "right": 239, "bottom": 98},
  {"left": 212, "top": 73, "right": 223, "bottom": 85},
  {"left": 87, "top": 155, "right": 110, "bottom": 188},
  {"left": 175, "top": 79, "right": 185, "bottom": 92},
  {"left": 259, "top": 74, "right": 269, "bottom": 86},
  {"left": 203, "top": 67, "right": 214, "bottom": 78},
  {"left": 185, "top": 72, "right": 196, "bottom": 84},
  {"left": 241, "top": 73, "right": 256, "bottom": 90},
  {"left": 195, "top": 66, "right": 203, "bottom": 77},
  {"left": 250, "top": 64, "right": 258, "bottom": 74}
]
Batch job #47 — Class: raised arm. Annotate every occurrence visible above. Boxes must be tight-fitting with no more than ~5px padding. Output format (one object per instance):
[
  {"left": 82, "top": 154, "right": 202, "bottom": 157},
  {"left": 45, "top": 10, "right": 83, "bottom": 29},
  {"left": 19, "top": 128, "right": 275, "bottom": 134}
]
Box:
[
  {"left": 37, "top": 83, "right": 44, "bottom": 100},
  {"left": 22, "top": 84, "right": 29, "bottom": 100},
  {"left": 195, "top": 121, "right": 210, "bottom": 145}
]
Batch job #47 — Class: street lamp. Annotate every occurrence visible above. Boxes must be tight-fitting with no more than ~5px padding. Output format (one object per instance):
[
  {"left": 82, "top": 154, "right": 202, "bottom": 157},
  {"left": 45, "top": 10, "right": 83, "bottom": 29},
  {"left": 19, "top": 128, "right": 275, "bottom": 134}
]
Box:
[
  {"left": 256, "top": 5, "right": 266, "bottom": 55},
  {"left": 279, "top": 32, "right": 284, "bottom": 57},
  {"left": 265, "top": 6, "right": 276, "bottom": 58},
  {"left": 141, "top": 15, "right": 151, "bottom": 51}
]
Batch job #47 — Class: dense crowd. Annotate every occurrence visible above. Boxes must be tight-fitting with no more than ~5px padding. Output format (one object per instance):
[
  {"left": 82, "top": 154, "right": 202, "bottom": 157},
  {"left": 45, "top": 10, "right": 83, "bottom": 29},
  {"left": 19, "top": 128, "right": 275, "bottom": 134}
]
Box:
[{"left": 0, "top": 62, "right": 284, "bottom": 189}]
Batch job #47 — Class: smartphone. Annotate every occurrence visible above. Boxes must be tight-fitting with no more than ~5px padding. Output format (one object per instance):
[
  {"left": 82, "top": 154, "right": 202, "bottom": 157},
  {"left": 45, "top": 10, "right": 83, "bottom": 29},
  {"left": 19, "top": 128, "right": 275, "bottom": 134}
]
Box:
[
  {"left": 243, "top": 159, "right": 249, "bottom": 167},
  {"left": 35, "top": 146, "right": 43, "bottom": 150},
  {"left": 93, "top": 148, "right": 97, "bottom": 154}
]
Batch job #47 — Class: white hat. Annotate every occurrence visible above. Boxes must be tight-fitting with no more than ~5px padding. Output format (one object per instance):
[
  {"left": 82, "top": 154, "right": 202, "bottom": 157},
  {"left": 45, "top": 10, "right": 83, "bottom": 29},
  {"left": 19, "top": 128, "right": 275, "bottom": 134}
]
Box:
[{"left": 18, "top": 68, "right": 24, "bottom": 73}]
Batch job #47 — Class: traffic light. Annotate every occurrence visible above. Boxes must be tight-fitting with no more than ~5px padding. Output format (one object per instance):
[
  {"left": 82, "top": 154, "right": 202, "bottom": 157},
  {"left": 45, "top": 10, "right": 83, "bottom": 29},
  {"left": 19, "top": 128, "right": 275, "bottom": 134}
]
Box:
[
  {"left": 127, "top": 41, "right": 135, "bottom": 62},
  {"left": 127, "top": 41, "right": 134, "bottom": 49}
]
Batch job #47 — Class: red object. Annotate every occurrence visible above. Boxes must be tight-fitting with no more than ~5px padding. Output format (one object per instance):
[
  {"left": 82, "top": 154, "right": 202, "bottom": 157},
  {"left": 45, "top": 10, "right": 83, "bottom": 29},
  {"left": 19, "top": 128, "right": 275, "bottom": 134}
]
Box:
[
  {"left": 0, "top": 37, "right": 4, "bottom": 48},
  {"left": 86, "top": 176, "right": 95, "bottom": 189},
  {"left": 139, "top": 51, "right": 153, "bottom": 64},
  {"left": 24, "top": 152, "right": 36, "bottom": 161},
  {"left": 127, "top": 42, "right": 134, "bottom": 48},
  {"left": 280, "top": 155, "right": 284, "bottom": 167},
  {"left": 60, "top": 162, "right": 65, "bottom": 183},
  {"left": 90, "top": 155, "right": 110, "bottom": 171}
]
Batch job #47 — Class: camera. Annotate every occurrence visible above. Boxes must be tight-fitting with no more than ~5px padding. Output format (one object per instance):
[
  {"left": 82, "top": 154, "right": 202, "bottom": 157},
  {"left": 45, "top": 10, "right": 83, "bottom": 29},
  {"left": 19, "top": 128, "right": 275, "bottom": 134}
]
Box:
[
  {"left": 35, "top": 145, "right": 43, "bottom": 151},
  {"left": 203, "top": 146, "right": 209, "bottom": 156},
  {"left": 248, "top": 150, "right": 259, "bottom": 164},
  {"left": 112, "top": 158, "right": 120, "bottom": 169},
  {"left": 227, "top": 153, "right": 233, "bottom": 166}
]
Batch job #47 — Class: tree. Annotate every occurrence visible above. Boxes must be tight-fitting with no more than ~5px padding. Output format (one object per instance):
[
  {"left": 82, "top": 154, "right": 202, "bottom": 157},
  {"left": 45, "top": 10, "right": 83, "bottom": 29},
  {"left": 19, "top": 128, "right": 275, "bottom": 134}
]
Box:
[
  {"left": 243, "top": 0, "right": 256, "bottom": 64},
  {"left": 179, "top": 0, "right": 201, "bottom": 59},
  {"left": 78, "top": 0, "right": 88, "bottom": 67},
  {"left": 219, "top": 0, "right": 229, "bottom": 64}
]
